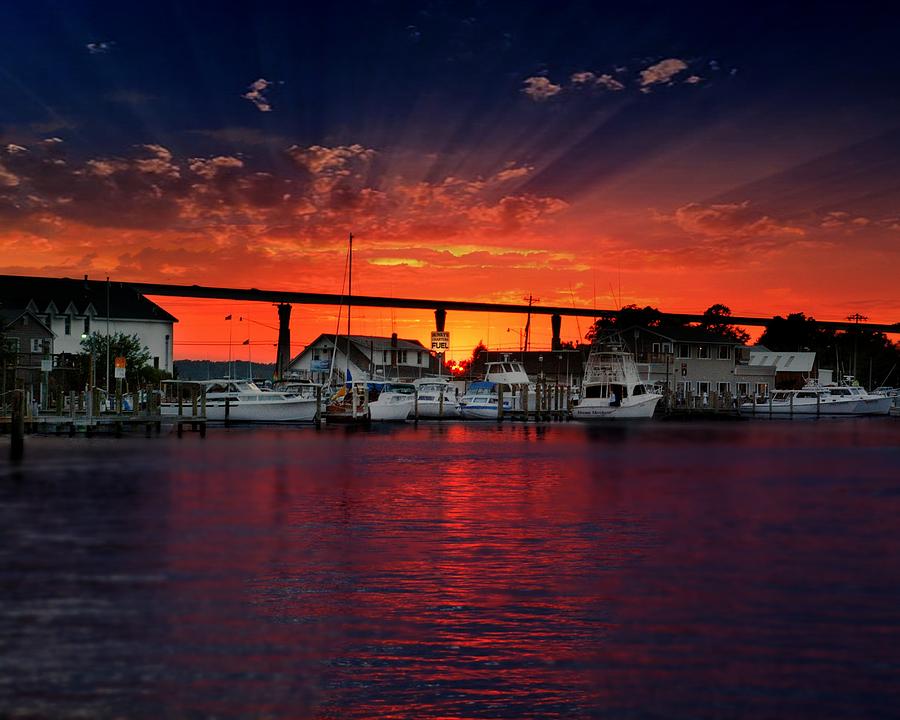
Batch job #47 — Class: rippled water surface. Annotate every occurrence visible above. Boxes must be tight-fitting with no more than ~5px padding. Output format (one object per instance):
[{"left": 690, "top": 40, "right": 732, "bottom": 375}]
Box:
[{"left": 2, "top": 419, "right": 900, "bottom": 718}]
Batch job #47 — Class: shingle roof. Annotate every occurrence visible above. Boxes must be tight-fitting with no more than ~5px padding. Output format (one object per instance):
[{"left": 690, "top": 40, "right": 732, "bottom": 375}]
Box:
[{"left": 0, "top": 275, "right": 178, "bottom": 322}]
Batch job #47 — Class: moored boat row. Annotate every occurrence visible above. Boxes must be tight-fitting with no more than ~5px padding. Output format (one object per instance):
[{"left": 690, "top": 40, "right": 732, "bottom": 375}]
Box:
[{"left": 159, "top": 336, "right": 893, "bottom": 424}]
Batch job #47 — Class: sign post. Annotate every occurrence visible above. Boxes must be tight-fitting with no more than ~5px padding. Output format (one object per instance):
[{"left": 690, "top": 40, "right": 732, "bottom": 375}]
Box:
[
  {"left": 431, "top": 331, "right": 450, "bottom": 377},
  {"left": 114, "top": 356, "right": 126, "bottom": 413}
]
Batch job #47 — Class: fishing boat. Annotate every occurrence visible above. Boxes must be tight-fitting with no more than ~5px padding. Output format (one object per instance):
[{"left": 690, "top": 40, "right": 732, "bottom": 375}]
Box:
[
  {"left": 368, "top": 382, "right": 416, "bottom": 421},
  {"left": 741, "top": 379, "right": 892, "bottom": 416},
  {"left": 572, "top": 333, "right": 661, "bottom": 420},
  {"left": 413, "top": 377, "right": 461, "bottom": 418},
  {"left": 459, "top": 357, "right": 533, "bottom": 420},
  {"left": 161, "top": 379, "right": 318, "bottom": 422}
]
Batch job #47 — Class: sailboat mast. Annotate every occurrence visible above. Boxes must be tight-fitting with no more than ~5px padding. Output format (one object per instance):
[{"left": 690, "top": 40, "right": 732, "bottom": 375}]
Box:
[
  {"left": 346, "top": 233, "right": 353, "bottom": 375},
  {"left": 347, "top": 233, "right": 353, "bottom": 336}
]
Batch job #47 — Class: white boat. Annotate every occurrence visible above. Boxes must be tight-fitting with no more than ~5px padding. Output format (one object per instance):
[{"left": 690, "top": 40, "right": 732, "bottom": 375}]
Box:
[
  {"left": 741, "top": 380, "right": 893, "bottom": 416},
  {"left": 367, "top": 382, "right": 416, "bottom": 421},
  {"left": 459, "top": 358, "right": 534, "bottom": 420},
  {"left": 413, "top": 378, "right": 461, "bottom": 418},
  {"left": 161, "top": 379, "right": 318, "bottom": 422},
  {"left": 572, "top": 334, "right": 661, "bottom": 420}
]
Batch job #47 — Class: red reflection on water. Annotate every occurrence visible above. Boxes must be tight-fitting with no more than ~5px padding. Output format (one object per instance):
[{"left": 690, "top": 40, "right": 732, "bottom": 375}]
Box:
[{"left": 146, "top": 421, "right": 900, "bottom": 718}]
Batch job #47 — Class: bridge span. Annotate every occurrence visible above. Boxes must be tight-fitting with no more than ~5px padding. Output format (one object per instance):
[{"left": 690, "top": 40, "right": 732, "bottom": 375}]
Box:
[{"left": 123, "top": 280, "right": 900, "bottom": 379}]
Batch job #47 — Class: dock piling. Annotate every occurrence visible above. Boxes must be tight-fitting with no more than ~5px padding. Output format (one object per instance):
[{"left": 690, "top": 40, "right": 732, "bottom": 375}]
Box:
[{"left": 11, "top": 389, "right": 24, "bottom": 462}]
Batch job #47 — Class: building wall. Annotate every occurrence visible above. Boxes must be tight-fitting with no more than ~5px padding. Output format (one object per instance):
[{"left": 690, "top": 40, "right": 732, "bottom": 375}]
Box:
[
  {"left": 289, "top": 337, "right": 434, "bottom": 380},
  {"left": 45, "top": 315, "right": 174, "bottom": 371},
  {"left": 633, "top": 334, "right": 776, "bottom": 398}
]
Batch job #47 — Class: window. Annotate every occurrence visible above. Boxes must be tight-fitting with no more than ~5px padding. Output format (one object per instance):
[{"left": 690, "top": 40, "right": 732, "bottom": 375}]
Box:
[
  {"left": 678, "top": 381, "right": 693, "bottom": 396},
  {"left": 662, "top": 343, "right": 672, "bottom": 353},
  {"left": 696, "top": 345, "right": 710, "bottom": 359},
  {"left": 697, "top": 381, "right": 710, "bottom": 396},
  {"left": 64, "top": 316, "right": 71, "bottom": 335},
  {"left": 398, "top": 350, "right": 408, "bottom": 364},
  {"left": 417, "top": 351, "right": 423, "bottom": 365},
  {"left": 717, "top": 382, "right": 731, "bottom": 396},
  {"left": 737, "top": 382, "right": 750, "bottom": 396},
  {"left": 755, "top": 383, "right": 768, "bottom": 397},
  {"left": 652, "top": 342, "right": 660, "bottom": 353},
  {"left": 83, "top": 316, "right": 90, "bottom": 335},
  {"left": 383, "top": 350, "right": 388, "bottom": 364},
  {"left": 31, "top": 338, "right": 43, "bottom": 353},
  {"left": 4, "top": 338, "right": 20, "bottom": 353},
  {"left": 313, "top": 350, "right": 320, "bottom": 361},
  {"left": 676, "top": 343, "right": 691, "bottom": 359},
  {"left": 718, "top": 345, "right": 730, "bottom": 360}
]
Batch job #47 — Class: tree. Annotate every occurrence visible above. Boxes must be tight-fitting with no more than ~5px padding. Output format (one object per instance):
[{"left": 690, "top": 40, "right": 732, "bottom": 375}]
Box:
[
  {"left": 699, "top": 304, "right": 750, "bottom": 344},
  {"left": 80, "top": 332, "right": 151, "bottom": 388},
  {"left": 586, "top": 305, "right": 666, "bottom": 340}
]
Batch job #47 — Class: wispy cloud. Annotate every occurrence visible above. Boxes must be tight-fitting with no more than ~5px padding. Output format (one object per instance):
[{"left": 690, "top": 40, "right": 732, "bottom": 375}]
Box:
[
  {"left": 522, "top": 76, "right": 562, "bottom": 101},
  {"left": 570, "top": 71, "right": 624, "bottom": 91},
  {"left": 595, "top": 73, "right": 625, "bottom": 91},
  {"left": 667, "top": 201, "right": 805, "bottom": 239},
  {"left": 242, "top": 78, "right": 278, "bottom": 112},
  {"left": 86, "top": 41, "right": 114, "bottom": 54},
  {"left": 639, "top": 58, "right": 688, "bottom": 90}
]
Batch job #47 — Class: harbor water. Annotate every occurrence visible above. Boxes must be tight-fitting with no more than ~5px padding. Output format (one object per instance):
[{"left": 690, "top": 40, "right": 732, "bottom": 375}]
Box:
[{"left": 2, "top": 419, "right": 899, "bottom": 718}]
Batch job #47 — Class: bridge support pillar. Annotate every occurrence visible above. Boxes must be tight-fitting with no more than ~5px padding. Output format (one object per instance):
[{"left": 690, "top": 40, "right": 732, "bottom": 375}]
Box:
[
  {"left": 551, "top": 313, "right": 562, "bottom": 351},
  {"left": 276, "top": 303, "right": 292, "bottom": 381}
]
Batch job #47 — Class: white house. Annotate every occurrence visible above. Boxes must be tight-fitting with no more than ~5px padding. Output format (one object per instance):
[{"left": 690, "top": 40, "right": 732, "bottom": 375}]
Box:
[
  {"left": 0, "top": 274, "right": 177, "bottom": 372},
  {"left": 288, "top": 333, "right": 437, "bottom": 382}
]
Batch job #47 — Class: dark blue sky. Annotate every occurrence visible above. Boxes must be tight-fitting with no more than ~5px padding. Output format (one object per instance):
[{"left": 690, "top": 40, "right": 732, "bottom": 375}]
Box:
[{"left": 2, "top": 0, "right": 899, "bottom": 333}]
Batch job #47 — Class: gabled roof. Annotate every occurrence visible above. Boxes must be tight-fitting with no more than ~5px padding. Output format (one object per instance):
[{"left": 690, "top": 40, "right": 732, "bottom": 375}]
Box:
[
  {"left": 0, "top": 274, "right": 178, "bottom": 322},
  {"left": 0, "top": 307, "right": 55, "bottom": 336},
  {"left": 289, "top": 333, "right": 430, "bottom": 369},
  {"left": 748, "top": 350, "right": 816, "bottom": 373}
]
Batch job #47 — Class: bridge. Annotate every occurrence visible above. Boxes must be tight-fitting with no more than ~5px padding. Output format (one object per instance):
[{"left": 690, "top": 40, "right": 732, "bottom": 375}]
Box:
[{"left": 122, "top": 280, "right": 900, "bottom": 379}]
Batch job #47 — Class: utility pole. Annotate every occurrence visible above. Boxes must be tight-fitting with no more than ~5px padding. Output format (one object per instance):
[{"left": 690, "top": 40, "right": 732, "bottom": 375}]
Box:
[{"left": 523, "top": 294, "right": 539, "bottom": 352}]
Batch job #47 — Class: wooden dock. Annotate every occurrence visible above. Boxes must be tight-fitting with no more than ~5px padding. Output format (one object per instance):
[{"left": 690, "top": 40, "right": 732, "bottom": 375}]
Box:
[{"left": 3, "top": 386, "right": 207, "bottom": 462}]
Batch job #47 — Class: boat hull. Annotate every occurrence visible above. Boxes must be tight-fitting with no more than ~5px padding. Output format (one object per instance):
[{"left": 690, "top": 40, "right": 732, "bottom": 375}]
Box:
[
  {"left": 162, "top": 397, "right": 318, "bottom": 422},
  {"left": 740, "top": 396, "right": 892, "bottom": 416},
  {"left": 415, "top": 401, "right": 461, "bottom": 419},
  {"left": 572, "top": 394, "right": 661, "bottom": 420},
  {"left": 459, "top": 400, "right": 516, "bottom": 420},
  {"left": 368, "top": 399, "right": 414, "bottom": 421}
]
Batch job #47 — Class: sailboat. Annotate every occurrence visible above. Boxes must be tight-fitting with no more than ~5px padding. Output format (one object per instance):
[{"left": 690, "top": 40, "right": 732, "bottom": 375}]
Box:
[{"left": 325, "top": 234, "right": 370, "bottom": 423}]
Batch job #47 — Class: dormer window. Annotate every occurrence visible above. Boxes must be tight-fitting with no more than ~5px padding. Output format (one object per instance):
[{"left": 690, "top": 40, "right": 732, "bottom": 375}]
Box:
[{"left": 64, "top": 316, "right": 71, "bottom": 335}]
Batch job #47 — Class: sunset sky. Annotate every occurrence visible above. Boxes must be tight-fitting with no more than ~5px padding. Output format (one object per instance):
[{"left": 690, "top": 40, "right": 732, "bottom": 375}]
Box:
[{"left": 2, "top": 1, "right": 899, "bottom": 360}]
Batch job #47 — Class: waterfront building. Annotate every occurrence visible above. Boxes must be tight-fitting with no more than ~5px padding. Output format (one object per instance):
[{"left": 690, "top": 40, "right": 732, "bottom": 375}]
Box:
[
  {"left": 287, "top": 333, "right": 438, "bottom": 382},
  {"left": 1, "top": 307, "right": 56, "bottom": 404},
  {"left": 626, "top": 325, "right": 777, "bottom": 400},
  {"left": 0, "top": 274, "right": 177, "bottom": 373}
]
